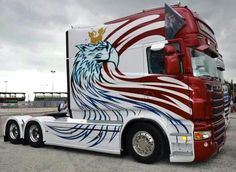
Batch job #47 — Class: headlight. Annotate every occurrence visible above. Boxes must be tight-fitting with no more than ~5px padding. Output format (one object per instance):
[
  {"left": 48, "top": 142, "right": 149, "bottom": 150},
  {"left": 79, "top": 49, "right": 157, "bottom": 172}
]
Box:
[{"left": 194, "top": 131, "right": 212, "bottom": 140}]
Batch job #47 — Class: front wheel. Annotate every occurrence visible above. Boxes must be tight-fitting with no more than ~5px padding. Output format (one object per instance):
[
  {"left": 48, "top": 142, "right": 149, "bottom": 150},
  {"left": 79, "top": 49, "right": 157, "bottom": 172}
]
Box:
[
  {"left": 6, "top": 120, "right": 21, "bottom": 144},
  {"left": 127, "top": 123, "right": 165, "bottom": 164},
  {"left": 25, "top": 121, "right": 44, "bottom": 147}
]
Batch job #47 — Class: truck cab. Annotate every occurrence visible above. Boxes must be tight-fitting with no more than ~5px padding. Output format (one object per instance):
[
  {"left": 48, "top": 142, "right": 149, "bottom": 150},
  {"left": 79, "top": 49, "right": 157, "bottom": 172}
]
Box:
[{"left": 168, "top": 6, "right": 226, "bottom": 161}]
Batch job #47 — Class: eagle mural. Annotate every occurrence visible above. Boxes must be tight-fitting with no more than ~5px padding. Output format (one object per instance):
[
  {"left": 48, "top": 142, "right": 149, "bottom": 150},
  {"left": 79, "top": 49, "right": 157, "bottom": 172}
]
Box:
[{"left": 50, "top": 15, "right": 192, "bottom": 147}]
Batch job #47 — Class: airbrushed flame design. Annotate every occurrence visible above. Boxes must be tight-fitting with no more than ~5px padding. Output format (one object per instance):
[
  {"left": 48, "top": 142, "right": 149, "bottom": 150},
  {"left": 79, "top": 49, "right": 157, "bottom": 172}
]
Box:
[
  {"left": 47, "top": 124, "right": 121, "bottom": 147},
  {"left": 48, "top": 14, "right": 192, "bottom": 147}
]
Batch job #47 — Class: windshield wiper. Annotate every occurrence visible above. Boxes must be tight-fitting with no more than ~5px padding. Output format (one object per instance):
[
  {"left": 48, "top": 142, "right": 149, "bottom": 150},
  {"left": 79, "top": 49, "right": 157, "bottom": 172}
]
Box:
[
  {"left": 199, "top": 74, "right": 213, "bottom": 80},
  {"left": 199, "top": 75, "right": 220, "bottom": 81},
  {"left": 213, "top": 76, "right": 220, "bottom": 82}
]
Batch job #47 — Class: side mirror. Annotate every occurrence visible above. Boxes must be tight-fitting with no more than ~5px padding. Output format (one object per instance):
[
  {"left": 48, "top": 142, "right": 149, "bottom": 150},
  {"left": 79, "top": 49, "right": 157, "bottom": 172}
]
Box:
[
  {"left": 58, "top": 102, "right": 68, "bottom": 112},
  {"left": 164, "top": 45, "right": 180, "bottom": 75}
]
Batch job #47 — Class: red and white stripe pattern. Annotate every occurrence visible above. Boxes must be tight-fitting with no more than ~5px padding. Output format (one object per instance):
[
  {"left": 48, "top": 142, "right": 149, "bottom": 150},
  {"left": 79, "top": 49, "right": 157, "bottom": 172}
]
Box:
[
  {"left": 92, "top": 13, "right": 193, "bottom": 120},
  {"left": 104, "top": 13, "right": 165, "bottom": 55}
]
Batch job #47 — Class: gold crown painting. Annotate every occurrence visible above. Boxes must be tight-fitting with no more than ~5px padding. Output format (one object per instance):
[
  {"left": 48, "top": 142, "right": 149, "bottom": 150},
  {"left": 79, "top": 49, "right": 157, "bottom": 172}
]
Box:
[{"left": 88, "top": 27, "right": 106, "bottom": 44}]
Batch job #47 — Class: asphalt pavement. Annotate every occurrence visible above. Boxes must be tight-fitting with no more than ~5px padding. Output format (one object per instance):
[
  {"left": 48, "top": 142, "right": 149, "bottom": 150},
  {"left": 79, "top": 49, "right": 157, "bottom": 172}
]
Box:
[{"left": 0, "top": 114, "right": 236, "bottom": 172}]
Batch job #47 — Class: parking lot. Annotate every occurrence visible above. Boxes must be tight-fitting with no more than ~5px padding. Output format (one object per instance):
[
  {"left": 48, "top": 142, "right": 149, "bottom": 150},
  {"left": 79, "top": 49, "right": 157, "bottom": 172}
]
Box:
[{"left": 0, "top": 115, "right": 236, "bottom": 172}]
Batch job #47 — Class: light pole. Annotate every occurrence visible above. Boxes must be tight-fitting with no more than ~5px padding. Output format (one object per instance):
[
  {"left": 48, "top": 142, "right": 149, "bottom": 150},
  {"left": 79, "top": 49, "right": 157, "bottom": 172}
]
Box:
[
  {"left": 4, "top": 81, "right": 8, "bottom": 92},
  {"left": 50, "top": 70, "right": 56, "bottom": 92}
]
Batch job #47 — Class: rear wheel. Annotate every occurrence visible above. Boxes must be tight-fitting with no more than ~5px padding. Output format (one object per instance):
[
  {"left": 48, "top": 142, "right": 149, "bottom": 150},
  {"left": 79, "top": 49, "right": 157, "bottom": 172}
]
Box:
[
  {"left": 25, "top": 121, "right": 44, "bottom": 147},
  {"left": 6, "top": 120, "right": 21, "bottom": 144},
  {"left": 127, "top": 123, "right": 165, "bottom": 164}
]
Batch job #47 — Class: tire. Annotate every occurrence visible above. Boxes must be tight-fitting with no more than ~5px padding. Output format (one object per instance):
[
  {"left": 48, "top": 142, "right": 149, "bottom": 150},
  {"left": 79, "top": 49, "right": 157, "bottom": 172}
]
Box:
[
  {"left": 6, "top": 120, "right": 21, "bottom": 144},
  {"left": 25, "top": 121, "right": 44, "bottom": 147},
  {"left": 127, "top": 123, "right": 165, "bottom": 164}
]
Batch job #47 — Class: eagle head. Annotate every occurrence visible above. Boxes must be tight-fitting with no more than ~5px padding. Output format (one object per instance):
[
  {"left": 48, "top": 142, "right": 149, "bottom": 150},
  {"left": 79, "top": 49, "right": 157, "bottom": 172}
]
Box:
[{"left": 75, "top": 41, "right": 119, "bottom": 68}]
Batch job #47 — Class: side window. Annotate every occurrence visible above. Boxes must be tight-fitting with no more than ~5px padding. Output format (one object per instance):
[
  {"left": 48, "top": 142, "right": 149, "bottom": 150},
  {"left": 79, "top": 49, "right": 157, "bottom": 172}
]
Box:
[
  {"left": 146, "top": 47, "right": 165, "bottom": 74},
  {"left": 146, "top": 42, "right": 183, "bottom": 75}
]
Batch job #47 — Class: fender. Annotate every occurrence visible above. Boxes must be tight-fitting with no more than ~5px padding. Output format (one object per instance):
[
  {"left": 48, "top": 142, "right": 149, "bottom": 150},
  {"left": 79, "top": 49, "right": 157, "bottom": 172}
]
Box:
[
  {"left": 4, "top": 115, "right": 32, "bottom": 140},
  {"left": 24, "top": 116, "right": 56, "bottom": 141},
  {"left": 119, "top": 110, "right": 194, "bottom": 162},
  {"left": 119, "top": 112, "right": 171, "bottom": 149}
]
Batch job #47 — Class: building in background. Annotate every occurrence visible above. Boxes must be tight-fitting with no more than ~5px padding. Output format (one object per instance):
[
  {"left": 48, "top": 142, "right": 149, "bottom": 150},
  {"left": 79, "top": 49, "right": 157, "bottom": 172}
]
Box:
[
  {"left": 0, "top": 92, "right": 26, "bottom": 108},
  {"left": 33, "top": 92, "right": 67, "bottom": 107},
  {"left": 0, "top": 92, "right": 67, "bottom": 108}
]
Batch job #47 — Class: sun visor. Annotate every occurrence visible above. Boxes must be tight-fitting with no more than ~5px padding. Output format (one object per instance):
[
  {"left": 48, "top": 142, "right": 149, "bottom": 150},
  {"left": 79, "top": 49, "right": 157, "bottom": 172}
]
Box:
[
  {"left": 196, "top": 44, "right": 209, "bottom": 51},
  {"left": 196, "top": 44, "right": 219, "bottom": 58}
]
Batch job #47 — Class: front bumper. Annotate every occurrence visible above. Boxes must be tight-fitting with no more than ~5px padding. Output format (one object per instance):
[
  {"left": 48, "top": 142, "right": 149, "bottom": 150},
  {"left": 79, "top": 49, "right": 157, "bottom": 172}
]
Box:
[{"left": 194, "top": 132, "right": 226, "bottom": 161}]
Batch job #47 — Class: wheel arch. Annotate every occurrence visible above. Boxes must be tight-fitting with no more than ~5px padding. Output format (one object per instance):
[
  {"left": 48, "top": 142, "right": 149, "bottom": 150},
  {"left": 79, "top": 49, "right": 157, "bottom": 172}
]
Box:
[
  {"left": 120, "top": 118, "right": 170, "bottom": 155},
  {"left": 4, "top": 116, "right": 32, "bottom": 141},
  {"left": 24, "top": 116, "right": 55, "bottom": 142},
  {"left": 24, "top": 120, "right": 43, "bottom": 141}
]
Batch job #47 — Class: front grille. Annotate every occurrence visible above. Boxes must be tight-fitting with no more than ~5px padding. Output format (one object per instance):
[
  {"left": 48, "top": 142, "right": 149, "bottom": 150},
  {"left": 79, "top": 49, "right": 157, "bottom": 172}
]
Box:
[
  {"left": 206, "top": 83, "right": 225, "bottom": 145},
  {"left": 212, "top": 105, "right": 224, "bottom": 116},
  {"left": 224, "top": 91, "right": 230, "bottom": 120},
  {"left": 212, "top": 93, "right": 223, "bottom": 99},
  {"left": 224, "top": 107, "right": 230, "bottom": 119},
  {"left": 213, "top": 115, "right": 225, "bottom": 145}
]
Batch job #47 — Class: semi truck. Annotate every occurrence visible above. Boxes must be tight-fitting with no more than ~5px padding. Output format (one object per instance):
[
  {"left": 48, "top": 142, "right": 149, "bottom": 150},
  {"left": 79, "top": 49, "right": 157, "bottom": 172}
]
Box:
[{"left": 3, "top": 4, "right": 226, "bottom": 163}]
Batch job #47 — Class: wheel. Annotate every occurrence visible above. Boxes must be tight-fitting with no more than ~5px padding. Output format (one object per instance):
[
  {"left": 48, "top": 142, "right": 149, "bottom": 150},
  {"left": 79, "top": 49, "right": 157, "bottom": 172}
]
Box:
[
  {"left": 127, "top": 123, "right": 165, "bottom": 164},
  {"left": 25, "top": 121, "right": 44, "bottom": 147},
  {"left": 6, "top": 120, "right": 21, "bottom": 144}
]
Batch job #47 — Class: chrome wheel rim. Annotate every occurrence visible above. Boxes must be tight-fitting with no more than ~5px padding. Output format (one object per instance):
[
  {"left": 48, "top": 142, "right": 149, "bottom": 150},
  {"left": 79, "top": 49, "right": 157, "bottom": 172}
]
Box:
[
  {"left": 132, "top": 131, "right": 155, "bottom": 157},
  {"left": 29, "top": 125, "right": 40, "bottom": 142},
  {"left": 9, "top": 123, "right": 19, "bottom": 140}
]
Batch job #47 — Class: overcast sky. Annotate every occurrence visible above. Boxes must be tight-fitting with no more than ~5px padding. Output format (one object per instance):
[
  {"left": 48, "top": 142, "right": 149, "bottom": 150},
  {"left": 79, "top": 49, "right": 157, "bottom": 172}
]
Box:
[{"left": 0, "top": 0, "right": 235, "bottom": 100}]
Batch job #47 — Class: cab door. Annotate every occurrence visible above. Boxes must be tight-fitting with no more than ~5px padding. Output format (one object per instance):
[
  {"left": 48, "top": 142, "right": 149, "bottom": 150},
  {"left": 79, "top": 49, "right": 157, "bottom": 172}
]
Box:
[{"left": 143, "top": 40, "right": 192, "bottom": 119}]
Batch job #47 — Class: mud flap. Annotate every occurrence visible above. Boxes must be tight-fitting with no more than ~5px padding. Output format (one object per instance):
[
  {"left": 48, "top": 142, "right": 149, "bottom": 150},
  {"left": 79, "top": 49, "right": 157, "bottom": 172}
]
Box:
[{"left": 4, "top": 135, "right": 8, "bottom": 142}]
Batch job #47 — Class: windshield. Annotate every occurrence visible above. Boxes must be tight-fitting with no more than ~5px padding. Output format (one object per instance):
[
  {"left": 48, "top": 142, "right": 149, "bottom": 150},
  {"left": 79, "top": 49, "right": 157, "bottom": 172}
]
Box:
[{"left": 190, "top": 48, "right": 218, "bottom": 78}]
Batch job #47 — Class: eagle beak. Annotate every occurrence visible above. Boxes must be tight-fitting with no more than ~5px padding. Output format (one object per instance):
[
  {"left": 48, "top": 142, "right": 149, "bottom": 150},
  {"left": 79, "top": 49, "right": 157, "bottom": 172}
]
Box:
[{"left": 108, "top": 47, "right": 119, "bottom": 68}]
